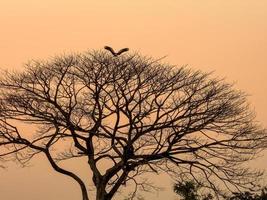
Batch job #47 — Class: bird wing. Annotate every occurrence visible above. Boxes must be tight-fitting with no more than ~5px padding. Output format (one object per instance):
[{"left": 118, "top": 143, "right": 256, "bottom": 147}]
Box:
[
  {"left": 117, "top": 48, "right": 129, "bottom": 55},
  {"left": 104, "top": 46, "right": 117, "bottom": 56}
]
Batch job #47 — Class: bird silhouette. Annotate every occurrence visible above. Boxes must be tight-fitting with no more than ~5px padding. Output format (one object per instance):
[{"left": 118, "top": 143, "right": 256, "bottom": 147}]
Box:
[{"left": 104, "top": 46, "right": 129, "bottom": 56}]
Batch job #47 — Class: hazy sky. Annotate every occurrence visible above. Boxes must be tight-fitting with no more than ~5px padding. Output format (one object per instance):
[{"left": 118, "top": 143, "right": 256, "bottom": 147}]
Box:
[{"left": 0, "top": 1, "right": 267, "bottom": 200}]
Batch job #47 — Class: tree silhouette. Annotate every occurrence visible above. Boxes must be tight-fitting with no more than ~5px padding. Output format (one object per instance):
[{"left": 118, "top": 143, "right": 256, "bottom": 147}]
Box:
[
  {"left": 174, "top": 181, "right": 213, "bottom": 200},
  {"left": 174, "top": 181, "right": 201, "bottom": 200},
  {"left": 0, "top": 49, "right": 266, "bottom": 200},
  {"left": 174, "top": 181, "right": 267, "bottom": 200},
  {"left": 229, "top": 188, "right": 267, "bottom": 200}
]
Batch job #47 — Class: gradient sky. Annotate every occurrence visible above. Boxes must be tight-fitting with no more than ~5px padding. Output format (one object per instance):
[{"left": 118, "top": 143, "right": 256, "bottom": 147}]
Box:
[{"left": 0, "top": 1, "right": 267, "bottom": 200}]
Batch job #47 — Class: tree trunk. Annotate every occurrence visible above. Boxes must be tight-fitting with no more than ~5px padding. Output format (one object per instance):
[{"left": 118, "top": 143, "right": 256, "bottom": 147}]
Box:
[
  {"left": 96, "top": 185, "right": 111, "bottom": 200},
  {"left": 80, "top": 183, "right": 89, "bottom": 200}
]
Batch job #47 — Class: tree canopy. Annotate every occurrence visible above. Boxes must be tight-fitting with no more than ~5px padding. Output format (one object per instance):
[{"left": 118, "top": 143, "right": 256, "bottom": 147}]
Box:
[
  {"left": 0, "top": 50, "right": 266, "bottom": 200},
  {"left": 174, "top": 180, "right": 267, "bottom": 200}
]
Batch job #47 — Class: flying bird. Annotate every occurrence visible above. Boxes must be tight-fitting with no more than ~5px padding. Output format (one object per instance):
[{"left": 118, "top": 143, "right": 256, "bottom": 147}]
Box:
[{"left": 104, "top": 46, "right": 129, "bottom": 56}]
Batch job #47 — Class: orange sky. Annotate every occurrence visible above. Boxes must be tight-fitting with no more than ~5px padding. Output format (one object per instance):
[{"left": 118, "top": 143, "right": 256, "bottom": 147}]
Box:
[{"left": 0, "top": 1, "right": 267, "bottom": 200}]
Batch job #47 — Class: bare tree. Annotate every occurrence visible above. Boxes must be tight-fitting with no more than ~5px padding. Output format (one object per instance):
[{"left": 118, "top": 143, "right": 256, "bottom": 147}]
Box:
[{"left": 0, "top": 49, "right": 266, "bottom": 200}]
